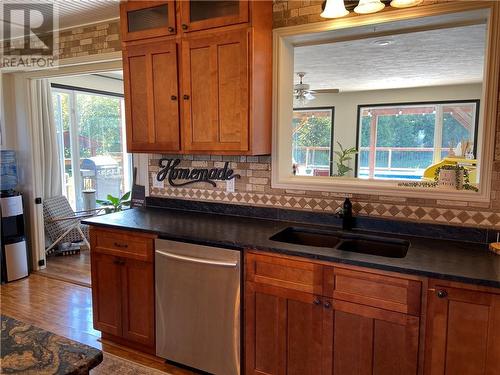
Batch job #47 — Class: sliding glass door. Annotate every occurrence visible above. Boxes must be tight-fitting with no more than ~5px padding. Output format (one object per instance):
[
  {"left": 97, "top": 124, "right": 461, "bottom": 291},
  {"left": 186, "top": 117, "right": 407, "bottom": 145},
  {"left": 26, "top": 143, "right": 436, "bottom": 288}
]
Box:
[{"left": 52, "top": 87, "right": 131, "bottom": 210}]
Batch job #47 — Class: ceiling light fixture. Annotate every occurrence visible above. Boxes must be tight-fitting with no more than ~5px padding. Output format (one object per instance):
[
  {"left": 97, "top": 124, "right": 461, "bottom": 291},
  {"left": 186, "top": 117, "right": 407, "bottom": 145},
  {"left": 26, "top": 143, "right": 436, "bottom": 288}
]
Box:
[
  {"left": 354, "top": 0, "right": 386, "bottom": 14},
  {"left": 293, "top": 72, "right": 316, "bottom": 104},
  {"left": 320, "top": 0, "right": 349, "bottom": 18},
  {"left": 373, "top": 39, "right": 394, "bottom": 46},
  {"left": 390, "top": 0, "right": 423, "bottom": 8}
]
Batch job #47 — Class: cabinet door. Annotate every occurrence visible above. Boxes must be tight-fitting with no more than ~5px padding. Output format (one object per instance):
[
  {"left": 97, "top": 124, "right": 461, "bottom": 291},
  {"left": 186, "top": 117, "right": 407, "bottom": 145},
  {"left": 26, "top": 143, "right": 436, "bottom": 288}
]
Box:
[
  {"left": 120, "top": 1, "right": 176, "bottom": 41},
  {"left": 121, "top": 258, "right": 155, "bottom": 348},
  {"left": 245, "top": 282, "right": 324, "bottom": 375},
  {"left": 322, "top": 299, "right": 420, "bottom": 375},
  {"left": 91, "top": 253, "right": 122, "bottom": 336},
  {"left": 425, "top": 286, "right": 500, "bottom": 375},
  {"left": 182, "top": 28, "right": 249, "bottom": 152},
  {"left": 123, "top": 40, "right": 180, "bottom": 152},
  {"left": 180, "top": 0, "right": 248, "bottom": 33}
]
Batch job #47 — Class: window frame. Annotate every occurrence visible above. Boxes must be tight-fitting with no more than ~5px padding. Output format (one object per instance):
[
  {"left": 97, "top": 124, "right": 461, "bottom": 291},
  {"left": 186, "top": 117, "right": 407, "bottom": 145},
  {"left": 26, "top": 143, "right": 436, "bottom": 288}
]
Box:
[
  {"left": 354, "top": 99, "right": 480, "bottom": 179},
  {"left": 271, "top": 2, "right": 499, "bottom": 203},
  {"left": 292, "top": 106, "right": 335, "bottom": 177}
]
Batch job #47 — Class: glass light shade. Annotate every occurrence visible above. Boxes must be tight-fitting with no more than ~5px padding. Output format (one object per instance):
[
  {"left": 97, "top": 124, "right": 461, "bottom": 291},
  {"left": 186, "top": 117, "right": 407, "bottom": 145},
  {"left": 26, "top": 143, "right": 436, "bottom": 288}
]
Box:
[
  {"left": 354, "top": 0, "right": 386, "bottom": 14},
  {"left": 390, "top": 0, "right": 423, "bottom": 8},
  {"left": 320, "top": 0, "right": 349, "bottom": 18}
]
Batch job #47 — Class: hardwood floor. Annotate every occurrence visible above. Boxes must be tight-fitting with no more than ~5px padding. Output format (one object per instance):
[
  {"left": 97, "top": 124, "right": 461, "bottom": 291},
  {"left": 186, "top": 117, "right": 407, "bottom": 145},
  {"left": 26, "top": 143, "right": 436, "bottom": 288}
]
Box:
[
  {"left": 0, "top": 274, "right": 195, "bottom": 374},
  {"left": 37, "top": 249, "right": 91, "bottom": 287}
]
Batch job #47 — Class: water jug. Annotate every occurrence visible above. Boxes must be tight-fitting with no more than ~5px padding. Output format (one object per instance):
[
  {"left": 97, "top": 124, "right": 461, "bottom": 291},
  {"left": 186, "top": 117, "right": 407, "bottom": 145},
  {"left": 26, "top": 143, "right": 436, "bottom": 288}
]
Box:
[{"left": 1, "top": 150, "right": 18, "bottom": 191}]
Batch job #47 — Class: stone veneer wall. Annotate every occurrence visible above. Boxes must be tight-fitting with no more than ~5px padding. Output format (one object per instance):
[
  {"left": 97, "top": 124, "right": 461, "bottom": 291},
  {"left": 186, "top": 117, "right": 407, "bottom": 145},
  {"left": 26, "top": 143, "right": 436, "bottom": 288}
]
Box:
[
  {"left": 57, "top": 20, "right": 121, "bottom": 59},
  {"left": 149, "top": 0, "right": 500, "bottom": 229}
]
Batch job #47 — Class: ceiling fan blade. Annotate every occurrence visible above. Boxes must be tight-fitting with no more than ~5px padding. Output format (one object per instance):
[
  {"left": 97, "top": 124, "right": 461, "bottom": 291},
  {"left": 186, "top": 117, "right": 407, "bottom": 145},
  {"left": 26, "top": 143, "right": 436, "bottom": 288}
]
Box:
[
  {"left": 314, "top": 89, "right": 340, "bottom": 94},
  {"left": 305, "top": 92, "right": 316, "bottom": 100}
]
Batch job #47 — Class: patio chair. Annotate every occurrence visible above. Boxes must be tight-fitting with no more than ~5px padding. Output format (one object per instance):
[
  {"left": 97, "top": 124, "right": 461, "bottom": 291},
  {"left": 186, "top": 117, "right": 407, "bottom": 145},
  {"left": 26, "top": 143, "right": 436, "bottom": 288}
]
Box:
[{"left": 43, "top": 195, "right": 103, "bottom": 256}]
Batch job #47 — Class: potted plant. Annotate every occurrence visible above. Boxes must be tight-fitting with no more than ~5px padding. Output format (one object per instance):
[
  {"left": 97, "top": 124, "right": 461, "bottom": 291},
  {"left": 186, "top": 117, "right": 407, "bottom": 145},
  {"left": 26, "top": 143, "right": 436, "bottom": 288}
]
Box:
[{"left": 96, "top": 192, "right": 131, "bottom": 213}]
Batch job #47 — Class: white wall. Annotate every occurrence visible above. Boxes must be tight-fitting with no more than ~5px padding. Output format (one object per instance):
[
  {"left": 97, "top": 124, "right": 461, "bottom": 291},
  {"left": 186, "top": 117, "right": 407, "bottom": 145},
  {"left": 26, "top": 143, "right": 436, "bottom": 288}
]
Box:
[{"left": 296, "top": 83, "right": 482, "bottom": 175}]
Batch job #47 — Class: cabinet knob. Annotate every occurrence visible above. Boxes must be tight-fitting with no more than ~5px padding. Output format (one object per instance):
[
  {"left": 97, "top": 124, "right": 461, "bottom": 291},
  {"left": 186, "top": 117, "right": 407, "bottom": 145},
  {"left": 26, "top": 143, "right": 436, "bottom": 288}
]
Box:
[
  {"left": 181, "top": 24, "right": 188, "bottom": 30},
  {"left": 313, "top": 298, "right": 321, "bottom": 305},
  {"left": 168, "top": 26, "right": 175, "bottom": 32},
  {"left": 183, "top": 94, "right": 190, "bottom": 100},
  {"left": 436, "top": 289, "right": 448, "bottom": 299},
  {"left": 171, "top": 95, "right": 177, "bottom": 100},
  {"left": 324, "top": 301, "right": 331, "bottom": 309}
]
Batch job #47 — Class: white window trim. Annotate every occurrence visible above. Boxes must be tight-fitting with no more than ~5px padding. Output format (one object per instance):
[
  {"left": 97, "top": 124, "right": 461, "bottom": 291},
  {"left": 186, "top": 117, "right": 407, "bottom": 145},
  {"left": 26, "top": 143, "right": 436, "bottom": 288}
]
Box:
[{"left": 271, "top": 2, "right": 500, "bottom": 203}]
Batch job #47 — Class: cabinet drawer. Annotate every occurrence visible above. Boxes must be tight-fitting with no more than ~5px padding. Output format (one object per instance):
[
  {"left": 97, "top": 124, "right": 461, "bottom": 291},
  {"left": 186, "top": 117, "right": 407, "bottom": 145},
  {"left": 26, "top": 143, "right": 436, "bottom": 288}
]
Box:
[
  {"left": 324, "top": 267, "right": 422, "bottom": 316},
  {"left": 90, "top": 228, "right": 155, "bottom": 262},
  {"left": 246, "top": 252, "right": 322, "bottom": 294}
]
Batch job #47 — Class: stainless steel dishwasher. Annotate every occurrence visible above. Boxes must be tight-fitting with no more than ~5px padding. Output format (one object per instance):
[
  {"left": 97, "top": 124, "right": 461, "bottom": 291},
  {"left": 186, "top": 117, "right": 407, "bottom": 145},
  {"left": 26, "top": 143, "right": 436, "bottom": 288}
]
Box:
[{"left": 155, "top": 239, "right": 241, "bottom": 375}]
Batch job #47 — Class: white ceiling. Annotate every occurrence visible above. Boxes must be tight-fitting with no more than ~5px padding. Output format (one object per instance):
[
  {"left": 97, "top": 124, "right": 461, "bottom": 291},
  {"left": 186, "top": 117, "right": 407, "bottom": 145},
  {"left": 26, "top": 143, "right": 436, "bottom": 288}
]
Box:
[
  {"left": 294, "top": 24, "right": 486, "bottom": 92},
  {"left": 1, "top": 0, "right": 119, "bottom": 36}
]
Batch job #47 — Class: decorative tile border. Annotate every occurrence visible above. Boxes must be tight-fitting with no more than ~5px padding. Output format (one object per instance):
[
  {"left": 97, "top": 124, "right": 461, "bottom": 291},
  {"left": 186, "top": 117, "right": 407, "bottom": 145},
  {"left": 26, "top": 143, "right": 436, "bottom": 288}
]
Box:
[{"left": 150, "top": 184, "right": 500, "bottom": 229}]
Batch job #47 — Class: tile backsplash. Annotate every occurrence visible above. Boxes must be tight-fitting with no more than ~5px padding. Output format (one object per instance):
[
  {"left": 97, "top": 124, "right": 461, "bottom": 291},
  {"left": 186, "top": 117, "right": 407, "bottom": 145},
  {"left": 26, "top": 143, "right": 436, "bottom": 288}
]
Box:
[{"left": 149, "top": 155, "right": 500, "bottom": 229}]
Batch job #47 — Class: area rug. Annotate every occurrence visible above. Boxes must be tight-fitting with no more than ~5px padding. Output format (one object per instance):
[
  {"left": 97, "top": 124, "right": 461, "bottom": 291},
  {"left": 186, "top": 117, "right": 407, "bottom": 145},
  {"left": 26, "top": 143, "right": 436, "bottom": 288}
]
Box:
[{"left": 91, "top": 352, "right": 172, "bottom": 374}]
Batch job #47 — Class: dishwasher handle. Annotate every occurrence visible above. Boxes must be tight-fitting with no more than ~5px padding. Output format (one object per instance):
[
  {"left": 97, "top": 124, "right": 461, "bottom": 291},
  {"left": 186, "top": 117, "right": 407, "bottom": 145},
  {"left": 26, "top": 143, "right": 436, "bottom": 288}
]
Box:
[{"left": 156, "top": 250, "right": 239, "bottom": 268}]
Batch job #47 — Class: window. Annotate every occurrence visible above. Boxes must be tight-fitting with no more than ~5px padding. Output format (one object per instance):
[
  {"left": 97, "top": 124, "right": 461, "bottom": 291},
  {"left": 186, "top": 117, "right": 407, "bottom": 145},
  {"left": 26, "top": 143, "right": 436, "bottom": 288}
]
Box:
[
  {"left": 52, "top": 86, "right": 132, "bottom": 210},
  {"left": 357, "top": 101, "right": 479, "bottom": 180},
  {"left": 292, "top": 107, "right": 334, "bottom": 176}
]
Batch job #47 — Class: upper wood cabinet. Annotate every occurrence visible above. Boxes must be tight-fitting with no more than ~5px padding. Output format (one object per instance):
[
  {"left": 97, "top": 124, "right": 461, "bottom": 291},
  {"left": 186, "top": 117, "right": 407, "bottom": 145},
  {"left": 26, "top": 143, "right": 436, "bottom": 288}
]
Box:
[
  {"left": 120, "top": 1, "right": 176, "bottom": 41},
  {"left": 424, "top": 280, "right": 500, "bottom": 375},
  {"left": 182, "top": 28, "right": 249, "bottom": 152},
  {"left": 120, "top": 0, "right": 272, "bottom": 155},
  {"left": 123, "top": 39, "right": 181, "bottom": 152},
  {"left": 180, "top": 0, "right": 248, "bottom": 33}
]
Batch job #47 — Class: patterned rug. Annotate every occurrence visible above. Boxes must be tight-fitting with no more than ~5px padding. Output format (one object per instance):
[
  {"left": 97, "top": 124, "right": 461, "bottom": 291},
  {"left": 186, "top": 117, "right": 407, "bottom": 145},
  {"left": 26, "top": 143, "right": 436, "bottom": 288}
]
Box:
[{"left": 91, "top": 352, "right": 171, "bottom": 374}]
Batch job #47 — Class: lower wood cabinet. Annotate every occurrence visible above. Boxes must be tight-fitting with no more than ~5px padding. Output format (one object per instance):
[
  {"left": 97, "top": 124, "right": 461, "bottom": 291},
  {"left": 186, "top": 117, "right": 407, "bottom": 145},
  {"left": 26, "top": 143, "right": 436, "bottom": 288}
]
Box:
[
  {"left": 424, "top": 280, "right": 500, "bottom": 375},
  {"left": 325, "top": 299, "right": 419, "bottom": 375},
  {"left": 245, "top": 251, "right": 421, "bottom": 375},
  {"left": 90, "top": 227, "right": 156, "bottom": 352}
]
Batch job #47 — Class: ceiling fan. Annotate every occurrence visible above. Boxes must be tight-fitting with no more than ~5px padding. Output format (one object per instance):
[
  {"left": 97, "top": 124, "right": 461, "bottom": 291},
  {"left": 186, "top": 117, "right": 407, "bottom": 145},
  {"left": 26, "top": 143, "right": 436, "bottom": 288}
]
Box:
[
  {"left": 294, "top": 72, "right": 339, "bottom": 104},
  {"left": 294, "top": 72, "right": 316, "bottom": 103}
]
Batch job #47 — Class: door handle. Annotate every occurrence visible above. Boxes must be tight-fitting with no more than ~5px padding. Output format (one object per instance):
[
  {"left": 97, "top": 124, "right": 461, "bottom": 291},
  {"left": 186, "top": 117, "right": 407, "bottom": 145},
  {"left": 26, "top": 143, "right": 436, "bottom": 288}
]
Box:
[{"left": 156, "top": 250, "right": 238, "bottom": 268}]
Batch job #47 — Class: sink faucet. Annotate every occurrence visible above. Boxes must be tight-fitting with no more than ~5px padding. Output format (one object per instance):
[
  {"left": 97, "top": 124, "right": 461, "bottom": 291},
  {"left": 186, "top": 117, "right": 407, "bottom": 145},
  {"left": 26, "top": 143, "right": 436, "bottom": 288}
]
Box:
[{"left": 335, "top": 198, "right": 353, "bottom": 231}]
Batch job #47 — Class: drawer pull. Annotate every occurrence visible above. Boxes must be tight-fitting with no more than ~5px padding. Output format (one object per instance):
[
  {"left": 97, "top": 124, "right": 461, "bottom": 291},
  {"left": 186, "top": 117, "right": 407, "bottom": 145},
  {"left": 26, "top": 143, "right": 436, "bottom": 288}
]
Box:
[
  {"left": 436, "top": 289, "right": 448, "bottom": 299},
  {"left": 324, "top": 301, "right": 331, "bottom": 309},
  {"left": 313, "top": 298, "right": 321, "bottom": 305},
  {"left": 114, "top": 242, "right": 128, "bottom": 248}
]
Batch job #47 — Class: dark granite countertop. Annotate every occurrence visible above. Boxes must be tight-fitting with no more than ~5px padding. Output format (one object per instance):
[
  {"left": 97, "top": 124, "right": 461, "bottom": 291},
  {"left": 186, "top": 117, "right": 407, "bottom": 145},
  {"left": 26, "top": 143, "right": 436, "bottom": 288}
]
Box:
[
  {"left": 0, "top": 315, "right": 103, "bottom": 374},
  {"left": 83, "top": 207, "right": 500, "bottom": 288}
]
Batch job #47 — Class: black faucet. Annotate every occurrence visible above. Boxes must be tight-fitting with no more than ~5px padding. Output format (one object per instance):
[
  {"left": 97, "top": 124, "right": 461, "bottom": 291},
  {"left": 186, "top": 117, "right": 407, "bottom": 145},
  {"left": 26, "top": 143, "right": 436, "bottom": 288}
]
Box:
[{"left": 336, "top": 198, "right": 353, "bottom": 231}]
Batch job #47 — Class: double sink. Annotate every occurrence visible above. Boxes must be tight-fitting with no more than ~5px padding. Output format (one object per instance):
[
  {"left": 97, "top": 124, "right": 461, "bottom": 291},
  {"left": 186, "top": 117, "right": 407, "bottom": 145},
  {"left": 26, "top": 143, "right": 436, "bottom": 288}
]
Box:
[{"left": 270, "top": 227, "right": 409, "bottom": 258}]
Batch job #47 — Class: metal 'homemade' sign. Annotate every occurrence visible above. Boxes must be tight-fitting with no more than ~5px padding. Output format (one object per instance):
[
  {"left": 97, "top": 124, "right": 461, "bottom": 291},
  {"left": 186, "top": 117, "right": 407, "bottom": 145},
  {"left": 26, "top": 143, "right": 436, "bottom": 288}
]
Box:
[{"left": 156, "top": 158, "right": 241, "bottom": 187}]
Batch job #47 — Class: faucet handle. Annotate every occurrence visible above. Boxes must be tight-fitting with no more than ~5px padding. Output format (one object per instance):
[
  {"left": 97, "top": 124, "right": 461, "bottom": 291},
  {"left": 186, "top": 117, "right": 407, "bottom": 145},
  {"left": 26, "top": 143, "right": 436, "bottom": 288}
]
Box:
[{"left": 335, "top": 207, "right": 344, "bottom": 217}]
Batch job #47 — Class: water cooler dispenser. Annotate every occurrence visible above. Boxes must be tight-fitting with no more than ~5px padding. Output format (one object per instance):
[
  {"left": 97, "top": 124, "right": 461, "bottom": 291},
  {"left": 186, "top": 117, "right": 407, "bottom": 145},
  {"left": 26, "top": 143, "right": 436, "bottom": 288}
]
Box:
[{"left": 1, "top": 150, "right": 29, "bottom": 283}]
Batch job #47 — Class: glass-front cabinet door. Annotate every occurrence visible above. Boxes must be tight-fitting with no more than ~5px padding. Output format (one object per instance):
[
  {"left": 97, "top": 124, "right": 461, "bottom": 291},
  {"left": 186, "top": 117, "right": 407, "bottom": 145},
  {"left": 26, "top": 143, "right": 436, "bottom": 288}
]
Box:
[
  {"left": 120, "top": 1, "right": 176, "bottom": 41},
  {"left": 180, "top": 0, "right": 248, "bottom": 32}
]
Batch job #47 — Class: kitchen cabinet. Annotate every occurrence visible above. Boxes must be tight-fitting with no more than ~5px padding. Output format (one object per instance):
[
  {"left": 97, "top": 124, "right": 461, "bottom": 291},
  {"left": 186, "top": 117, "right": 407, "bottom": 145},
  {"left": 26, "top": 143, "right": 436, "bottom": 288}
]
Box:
[
  {"left": 182, "top": 28, "right": 249, "bottom": 152},
  {"left": 323, "top": 299, "right": 419, "bottom": 375},
  {"left": 424, "top": 280, "right": 500, "bottom": 375},
  {"left": 245, "top": 251, "right": 422, "bottom": 375},
  {"left": 120, "top": 1, "right": 176, "bottom": 41},
  {"left": 180, "top": 0, "right": 248, "bottom": 32},
  {"left": 90, "top": 227, "right": 156, "bottom": 352},
  {"left": 123, "top": 40, "right": 180, "bottom": 152},
  {"left": 120, "top": 0, "right": 272, "bottom": 155},
  {"left": 245, "top": 281, "right": 324, "bottom": 375}
]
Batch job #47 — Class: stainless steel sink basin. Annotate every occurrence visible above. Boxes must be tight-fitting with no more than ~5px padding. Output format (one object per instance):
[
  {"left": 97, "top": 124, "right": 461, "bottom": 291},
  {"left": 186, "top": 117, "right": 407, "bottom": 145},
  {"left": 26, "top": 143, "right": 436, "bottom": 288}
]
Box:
[
  {"left": 269, "top": 227, "right": 342, "bottom": 248},
  {"left": 270, "top": 227, "right": 409, "bottom": 258}
]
